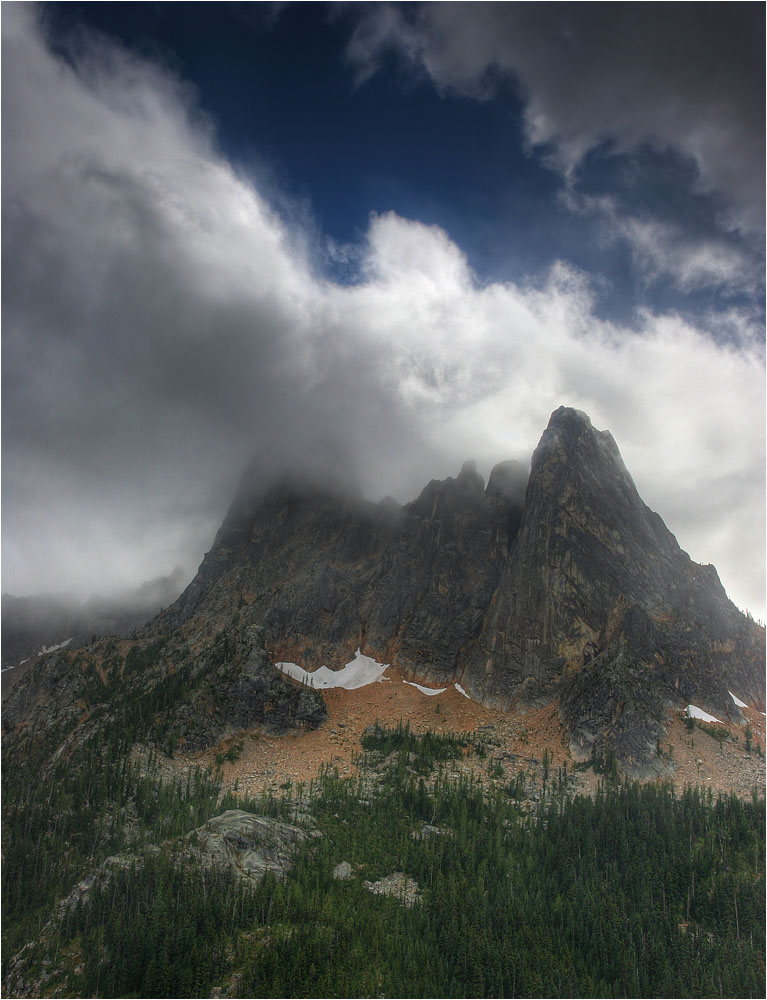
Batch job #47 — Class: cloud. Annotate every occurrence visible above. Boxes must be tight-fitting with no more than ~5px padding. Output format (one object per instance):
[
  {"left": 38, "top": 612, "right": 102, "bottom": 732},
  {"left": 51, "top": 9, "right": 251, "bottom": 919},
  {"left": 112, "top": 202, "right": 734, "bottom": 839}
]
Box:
[
  {"left": 346, "top": 3, "right": 764, "bottom": 234},
  {"left": 559, "top": 190, "right": 763, "bottom": 303},
  {"left": 2, "top": 5, "right": 764, "bottom": 620},
  {"left": 620, "top": 218, "right": 757, "bottom": 295}
]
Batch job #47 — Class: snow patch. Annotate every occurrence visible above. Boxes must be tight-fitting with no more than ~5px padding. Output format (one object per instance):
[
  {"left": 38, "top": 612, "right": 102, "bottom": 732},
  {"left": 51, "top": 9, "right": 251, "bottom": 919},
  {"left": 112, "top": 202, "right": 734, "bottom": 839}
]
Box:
[
  {"left": 403, "top": 680, "right": 447, "bottom": 696},
  {"left": 729, "top": 690, "right": 748, "bottom": 709},
  {"left": 686, "top": 705, "right": 722, "bottom": 724},
  {"left": 454, "top": 683, "right": 470, "bottom": 699},
  {"left": 37, "top": 638, "right": 72, "bottom": 656},
  {"left": 275, "top": 648, "right": 389, "bottom": 690}
]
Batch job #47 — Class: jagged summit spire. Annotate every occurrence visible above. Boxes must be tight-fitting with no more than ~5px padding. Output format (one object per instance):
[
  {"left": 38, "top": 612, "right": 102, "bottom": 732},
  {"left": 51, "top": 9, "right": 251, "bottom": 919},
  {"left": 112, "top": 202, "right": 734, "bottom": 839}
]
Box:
[
  {"left": 535, "top": 405, "right": 632, "bottom": 487},
  {"left": 548, "top": 404, "right": 593, "bottom": 427},
  {"left": 456, "top": 460, "right": 484, "bottom": 495}
]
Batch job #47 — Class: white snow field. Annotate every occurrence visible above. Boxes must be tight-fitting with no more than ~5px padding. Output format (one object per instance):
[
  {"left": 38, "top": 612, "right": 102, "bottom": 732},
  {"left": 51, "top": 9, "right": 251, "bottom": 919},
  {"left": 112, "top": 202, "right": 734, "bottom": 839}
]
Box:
[
  {"left": 403, "top": 679, "right": 447, "bottom": 696},
  {"left": 686, "top": 705, "right": 722, "bottom": 724},
  {"left": 454, "top": 683, "right": 470, "bottom": 699},
  {"left": 275, "top": 648, "right": 389, "bottom": 690},
  {"left": 729, "top": 690, "right": 748, "bottom": 708}
]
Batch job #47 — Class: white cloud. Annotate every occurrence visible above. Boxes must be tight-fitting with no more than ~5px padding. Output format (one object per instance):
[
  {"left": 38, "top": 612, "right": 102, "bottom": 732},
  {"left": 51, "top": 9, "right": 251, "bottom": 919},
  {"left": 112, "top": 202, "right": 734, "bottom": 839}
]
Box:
[
  {"left": 622, "top": 218, "right": 754, "bottom": 293},
  {"left": 2, "top": 5, "right": 764, "bottom": 620}
]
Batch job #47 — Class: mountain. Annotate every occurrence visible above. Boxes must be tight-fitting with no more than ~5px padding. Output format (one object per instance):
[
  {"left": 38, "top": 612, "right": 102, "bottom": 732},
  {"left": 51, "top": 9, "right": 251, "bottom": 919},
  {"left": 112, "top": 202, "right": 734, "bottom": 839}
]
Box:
[
  {"left": 1, "top": 566, "right": 190, "bottom": 675},
  {"left": 3, "top": 407, "right": 763, "bottom": 777},
  {"left": 152, "top": 405, "right": 764, "bottom": 775}
]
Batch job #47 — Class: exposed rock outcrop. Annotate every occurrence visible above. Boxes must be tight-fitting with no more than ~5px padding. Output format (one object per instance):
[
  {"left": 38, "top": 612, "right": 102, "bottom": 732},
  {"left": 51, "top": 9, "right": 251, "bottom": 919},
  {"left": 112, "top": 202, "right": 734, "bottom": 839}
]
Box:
[
  {"left": 332, "top": 861, "right": 354, "bottom": 881},
  {"left": 363, "top": 871, "right": 420, "bottom": 907},
  {"left": 467, "top": 407, "right": 762, "bottom": 706},
  {"left": 190, "top": 809, "right": 308, "bottom": 881}
]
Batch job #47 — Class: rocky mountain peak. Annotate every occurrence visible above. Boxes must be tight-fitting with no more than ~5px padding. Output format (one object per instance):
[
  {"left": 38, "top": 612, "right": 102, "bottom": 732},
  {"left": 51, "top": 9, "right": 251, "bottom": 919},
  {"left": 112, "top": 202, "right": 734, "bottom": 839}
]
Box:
[{"left": 534, "top": 405, "right": 636, "bottom": 498}]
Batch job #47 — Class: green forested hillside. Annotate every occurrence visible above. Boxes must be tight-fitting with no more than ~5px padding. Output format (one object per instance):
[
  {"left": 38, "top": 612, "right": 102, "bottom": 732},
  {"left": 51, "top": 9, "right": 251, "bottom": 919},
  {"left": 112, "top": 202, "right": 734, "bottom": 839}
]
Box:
[{"left": 3, "top": 725, "right": 764, "bottom": 998}]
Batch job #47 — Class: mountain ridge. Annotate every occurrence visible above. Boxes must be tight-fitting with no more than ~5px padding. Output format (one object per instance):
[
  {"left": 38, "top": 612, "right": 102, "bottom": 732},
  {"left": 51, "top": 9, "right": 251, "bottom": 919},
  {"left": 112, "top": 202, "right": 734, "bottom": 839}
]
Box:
[{"left": 3, "top": 406, "right": 764, "bottom": 779}]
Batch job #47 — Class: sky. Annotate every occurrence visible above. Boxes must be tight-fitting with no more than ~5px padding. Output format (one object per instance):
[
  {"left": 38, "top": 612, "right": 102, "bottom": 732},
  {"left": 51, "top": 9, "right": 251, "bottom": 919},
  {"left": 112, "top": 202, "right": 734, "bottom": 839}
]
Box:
[{"left": 2, "top": 2, "right": 765, "bottom": 620}]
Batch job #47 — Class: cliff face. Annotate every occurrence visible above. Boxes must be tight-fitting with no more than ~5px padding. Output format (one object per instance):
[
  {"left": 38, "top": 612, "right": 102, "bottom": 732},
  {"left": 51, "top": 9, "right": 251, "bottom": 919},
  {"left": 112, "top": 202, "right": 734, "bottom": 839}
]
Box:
[
  {"left": 466, "top": 407, "right": 763, "bottom": 697},
  {"left": 161, "top": 459, "right": 528, "bottom": 686},
  {"left": 4, "top": 407, "right": 763, "bottom": 774},
  {"left": 472, "top": 406, "right": 674, "bottom": 693}
]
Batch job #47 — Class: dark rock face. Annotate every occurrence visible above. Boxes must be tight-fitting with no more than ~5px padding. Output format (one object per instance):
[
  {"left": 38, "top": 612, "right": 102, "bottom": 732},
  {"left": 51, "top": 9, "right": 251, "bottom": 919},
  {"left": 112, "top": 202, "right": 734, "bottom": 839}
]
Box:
[
  {"left": 461, "top": 408, "right": 764, "bottom": 772},
  {"left": 466, "top": 407, "right": 764, "bottom": 703},
  {"left": 558, "top": 601, "right": 675, "bottom": 778},
  {"left": 1, "top": 643, "right": 83, "bottom": 736},
  {"left": 162, "top": 459, "right": 528, "bottom": 685},
  {"left": 2, "top": 618, "right": 327, "bottom": 756},
  {"left": 168, "top": 625, "right": 328, "bottom": 752}
]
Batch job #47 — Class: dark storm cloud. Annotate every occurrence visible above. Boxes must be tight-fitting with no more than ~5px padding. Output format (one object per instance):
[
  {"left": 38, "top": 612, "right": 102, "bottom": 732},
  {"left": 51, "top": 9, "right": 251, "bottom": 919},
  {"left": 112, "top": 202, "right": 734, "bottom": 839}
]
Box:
[
  {"left": 348, "top": 4, "right": 765, "bottom": 233},
  {"left": 2, "top": 5, "right": 764, "bottom": 618}
]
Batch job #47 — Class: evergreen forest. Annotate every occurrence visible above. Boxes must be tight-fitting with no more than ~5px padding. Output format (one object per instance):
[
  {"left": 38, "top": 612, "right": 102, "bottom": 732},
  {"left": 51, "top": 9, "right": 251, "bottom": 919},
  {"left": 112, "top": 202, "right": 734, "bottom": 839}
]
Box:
[{"left": 2, "top": 719, "right": 765, "bottom": 998}]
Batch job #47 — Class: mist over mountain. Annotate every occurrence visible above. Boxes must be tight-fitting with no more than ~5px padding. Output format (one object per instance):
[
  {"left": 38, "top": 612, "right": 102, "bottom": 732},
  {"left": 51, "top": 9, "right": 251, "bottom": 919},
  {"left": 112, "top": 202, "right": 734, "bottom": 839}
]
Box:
[
  {"left": 2, "top": 4, "right": 764, "bottom": 621},
  {"left": 1, "top": 566, "right": 189, "bottom": 673}
]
